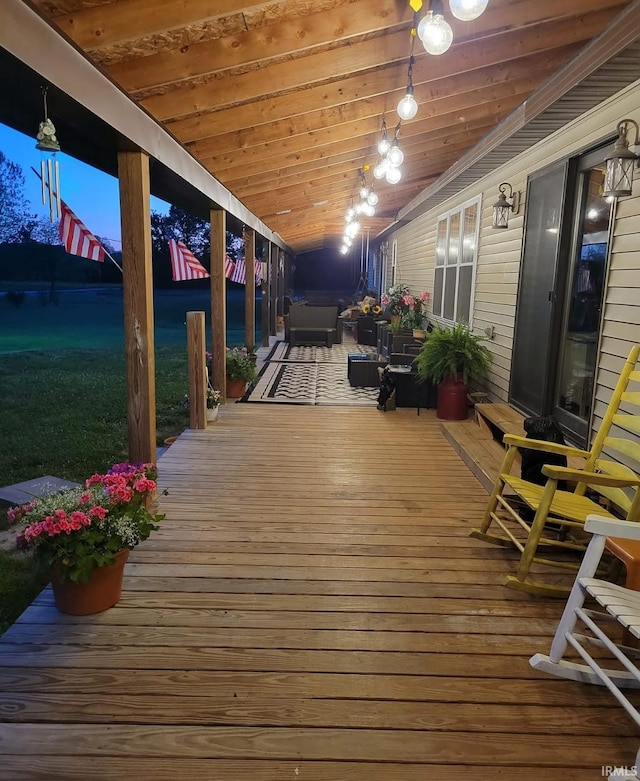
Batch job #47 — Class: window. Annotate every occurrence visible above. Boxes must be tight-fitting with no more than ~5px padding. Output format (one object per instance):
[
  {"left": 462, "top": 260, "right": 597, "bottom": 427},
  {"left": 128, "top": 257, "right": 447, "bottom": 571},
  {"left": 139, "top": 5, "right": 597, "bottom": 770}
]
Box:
[{"left": 433, "top": 196, "right": 480, "bottom": 323}]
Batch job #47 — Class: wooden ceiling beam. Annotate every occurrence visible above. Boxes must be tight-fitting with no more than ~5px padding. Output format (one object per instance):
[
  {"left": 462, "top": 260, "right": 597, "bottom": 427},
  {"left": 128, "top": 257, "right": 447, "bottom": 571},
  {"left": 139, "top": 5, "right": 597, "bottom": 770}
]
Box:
[
  {"left": 141, "top": 7, "right": 620, "bottom": 121},
  {"left": 53, "top": 0, "right": 357, "bottom": 55},
  {"left": 107, "top": 0, "right": 408, "bottom": 90}
]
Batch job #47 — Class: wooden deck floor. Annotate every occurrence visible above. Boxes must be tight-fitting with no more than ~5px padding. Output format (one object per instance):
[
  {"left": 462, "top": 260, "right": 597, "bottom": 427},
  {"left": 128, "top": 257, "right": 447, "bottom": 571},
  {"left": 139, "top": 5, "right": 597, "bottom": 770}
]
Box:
[{"left": 0, "top": 404, "right": 637, "bottom": 779}]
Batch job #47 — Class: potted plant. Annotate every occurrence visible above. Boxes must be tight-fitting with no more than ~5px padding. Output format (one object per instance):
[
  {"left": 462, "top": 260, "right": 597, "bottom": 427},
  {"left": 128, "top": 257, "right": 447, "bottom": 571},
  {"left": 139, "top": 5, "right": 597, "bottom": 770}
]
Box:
[
  {"left": 381, "top": 283, "right": 411, "bottom": 325},
  {"left": 226, "top": 346, "right": 258, "bottom": 398},
  {"left": 401, "top": 291, "right": 430, "bottom": 337},
  {"left": 206, "top": 386, "right": 221, "bottom": 421},
  {"left": 414, "top": 322, "right": 491, "bottom": 420},
  {"left": 7, "top": 462, "right": 164, "bottom": 615}
]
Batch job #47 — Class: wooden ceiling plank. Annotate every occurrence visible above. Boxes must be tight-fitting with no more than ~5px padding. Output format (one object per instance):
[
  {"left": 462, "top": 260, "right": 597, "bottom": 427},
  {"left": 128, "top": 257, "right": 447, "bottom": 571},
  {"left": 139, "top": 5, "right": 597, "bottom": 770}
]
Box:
[
  {"left": 147, "top": 8, "right": 617, "bottom": 123},
  {"left": 165, "top": 43, "right": 579, "bottom": 143},
  {"left": 187, "top": 56, "right": 566, "bottom": 157},
  {"left": 241, "top": 142, "right": 479, "bottom": 214},
  {"left": 198, "top": 92, "right": 529, "bottom": 176},
  {"left": 106, "top": 0, "right": 623, "bottom": 92},
  {"left": 228, "top": 122, "right": 499, "bottom": 199}
]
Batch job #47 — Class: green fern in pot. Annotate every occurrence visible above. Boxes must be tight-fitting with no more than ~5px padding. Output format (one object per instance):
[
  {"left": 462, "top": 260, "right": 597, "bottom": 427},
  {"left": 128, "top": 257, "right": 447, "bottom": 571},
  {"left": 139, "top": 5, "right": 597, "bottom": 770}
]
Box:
[{"left": 415, "top": 322, "right": 491, "bottom": 386}]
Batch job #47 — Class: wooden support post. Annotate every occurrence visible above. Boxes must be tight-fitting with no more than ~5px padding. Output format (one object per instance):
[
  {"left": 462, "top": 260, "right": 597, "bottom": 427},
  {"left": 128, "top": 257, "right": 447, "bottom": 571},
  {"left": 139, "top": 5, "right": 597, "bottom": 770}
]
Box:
[
  {"left": 187, "top": 311, "right": 206, "bottom": 430},
  {"left": 117, "top": 150, "right": 156, "bottom": 465},
  {"left": 244, "top": 226, "right": 256, "bottom": 349},
  {"left": 269, "top": 241, "right": 277, "bottom": 337},
  {"left": 210, "top": 209, "right": 227, "bottom": 402}
]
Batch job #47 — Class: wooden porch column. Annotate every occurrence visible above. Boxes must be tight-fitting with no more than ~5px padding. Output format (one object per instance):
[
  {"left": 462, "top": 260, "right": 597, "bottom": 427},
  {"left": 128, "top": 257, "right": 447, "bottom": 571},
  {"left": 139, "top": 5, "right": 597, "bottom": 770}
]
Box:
[
  {"left": 210, "top": 209, "right": 227, "bottom": 401},
  {"left": 117, "top": 150, "right": 156, "bottom": 465},
  {"left": 278, "top": 249, "right": 286, "bottom": 317},
  {"left": 269, "top": 241, "right": 278, "bottom": 337},
  {"left": 186, "top": 311, "right": 206, "bottom": 429},
  {"left": 244, "top": 226, "right": 256, "bottom": 349}
]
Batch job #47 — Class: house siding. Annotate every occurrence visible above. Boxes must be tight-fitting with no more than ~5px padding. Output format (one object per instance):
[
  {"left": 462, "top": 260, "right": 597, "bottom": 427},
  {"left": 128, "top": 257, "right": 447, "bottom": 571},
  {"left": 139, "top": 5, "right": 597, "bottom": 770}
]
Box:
[{"left": 387, "top": 78, "right": 640, "bottom": 440}]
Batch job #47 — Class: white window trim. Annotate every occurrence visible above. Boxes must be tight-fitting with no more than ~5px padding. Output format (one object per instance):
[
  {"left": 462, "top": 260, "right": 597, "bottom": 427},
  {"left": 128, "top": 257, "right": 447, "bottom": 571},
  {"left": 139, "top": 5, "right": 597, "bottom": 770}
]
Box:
[
  {"left": 391, "top": 239, "right": 398, "bottom": 287},
  {"left": 433, "top": 195, "right": 481, "bottom": 326}
]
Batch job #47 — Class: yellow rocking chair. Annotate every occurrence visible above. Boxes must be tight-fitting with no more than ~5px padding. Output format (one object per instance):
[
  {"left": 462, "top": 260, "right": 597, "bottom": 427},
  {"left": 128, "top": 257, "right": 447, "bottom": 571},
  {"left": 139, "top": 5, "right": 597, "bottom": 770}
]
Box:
[{"left": 470, "top": 345, "right": 640, "bottom": 596}]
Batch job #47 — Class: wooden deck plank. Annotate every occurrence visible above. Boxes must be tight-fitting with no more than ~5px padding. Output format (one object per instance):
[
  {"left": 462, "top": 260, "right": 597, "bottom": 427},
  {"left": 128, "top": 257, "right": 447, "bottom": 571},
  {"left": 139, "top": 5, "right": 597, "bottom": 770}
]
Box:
[
  {"left": 1, "top": 694, "right": 634, "bottom": 734},
  {"left": 0, "top": 404, "right": 636, "bottom": 775},
  {"left": 0, "top": 758, "right": 606, "bottom": 781}
]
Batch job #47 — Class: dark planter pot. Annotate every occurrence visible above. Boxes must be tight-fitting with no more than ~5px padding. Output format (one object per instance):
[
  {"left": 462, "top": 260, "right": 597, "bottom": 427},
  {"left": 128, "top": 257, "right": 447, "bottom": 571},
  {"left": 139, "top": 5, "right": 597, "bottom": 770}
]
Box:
[
  {"left": 226, "top": 378, "right": 247, "bottom": 398},
  {"left": 51, "top": 549, "right": 129, "bottom": 615},
  {"left": 436, "top": 375, "right": 468, "bottom": 420}
]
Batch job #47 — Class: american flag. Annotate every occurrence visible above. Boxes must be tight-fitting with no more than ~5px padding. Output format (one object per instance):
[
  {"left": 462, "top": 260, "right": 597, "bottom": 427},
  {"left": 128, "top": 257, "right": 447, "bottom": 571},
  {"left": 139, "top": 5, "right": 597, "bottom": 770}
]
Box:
[
  {"left": 168, "top": 240, "right": 210, "bottom": 281},
  {"left": 58, "top": 201, "right": 105, "bottom": 262},
  {"left": 230, "top": 258, "right": 246, "bottom": 284},
  {"left": 224, "top": 255, "right": 235, "bottom": 279}
]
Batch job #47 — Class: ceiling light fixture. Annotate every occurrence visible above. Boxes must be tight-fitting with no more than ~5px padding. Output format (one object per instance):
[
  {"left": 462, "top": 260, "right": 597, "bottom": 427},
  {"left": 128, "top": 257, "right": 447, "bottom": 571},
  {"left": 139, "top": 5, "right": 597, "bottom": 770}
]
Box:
[
  {"left": 603, "top": 118, "right": 640, "bottom": 198},
  {"left": 377, "top": 117, "right": 391, "bottom": 156}
]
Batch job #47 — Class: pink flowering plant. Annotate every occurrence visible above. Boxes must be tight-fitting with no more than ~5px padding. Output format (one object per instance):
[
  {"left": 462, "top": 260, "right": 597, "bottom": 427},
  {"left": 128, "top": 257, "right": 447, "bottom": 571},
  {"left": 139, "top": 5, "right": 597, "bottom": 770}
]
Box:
[
  {"left": 8, "top": 463, "right": 164, "bottom": 584},
  {"left": 401, "top": 291, "right": 430, "bottom": 330}
]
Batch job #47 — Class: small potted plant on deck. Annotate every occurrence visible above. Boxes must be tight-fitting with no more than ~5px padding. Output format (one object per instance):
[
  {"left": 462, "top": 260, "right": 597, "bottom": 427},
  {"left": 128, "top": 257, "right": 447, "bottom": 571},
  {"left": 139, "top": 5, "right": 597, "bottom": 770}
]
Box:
[
  {"left": 414, "top": 322, "right": 491, "bottom": 420},
  {"left": 206, "top": 386, "right": 221, "bottom": 421},
  {"left": 226, "top": 346, "right": 258, "bottom": 398},
  {"left": 7, "top": 462, "right": 164, "bottom": 615}
]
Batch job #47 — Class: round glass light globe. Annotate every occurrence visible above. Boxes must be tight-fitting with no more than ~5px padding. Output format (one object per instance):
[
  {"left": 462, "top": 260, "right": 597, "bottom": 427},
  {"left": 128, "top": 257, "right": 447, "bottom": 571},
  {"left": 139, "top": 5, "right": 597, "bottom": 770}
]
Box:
[
  {"left": 359, "top": 185, "right": 370, "bottom": 199},
  {"left": 361, "top": 203, "right": 375, "bottom": 217},
  {"left": 448, "top": 0, "right": 488, "bottom": 21},
  {"left": 387, "top": 144, "right": 404, "bottom": 168},
  {"left": 373, "top": 159, "right": 389, "bottom": 179},
  {"left": 386, "top": 166, "right": 402, "bottom": 185},
  {"left": 345, "top": 208, "right": 355, "bottom": 221},
  {"left": 420, "top": 13, "right": 453, "bottom": 55},
  {"left": 378, "top": 137, "right": 391, "bottom": 156},
  {"left": 397, "top": 93, "right": 418, "bottom": 121},
  {"left": 367, "top": 191, "right": 379, "bottom": 206},
  {"left": 340, "top": 245, "right": 349, "bottom": 255}
]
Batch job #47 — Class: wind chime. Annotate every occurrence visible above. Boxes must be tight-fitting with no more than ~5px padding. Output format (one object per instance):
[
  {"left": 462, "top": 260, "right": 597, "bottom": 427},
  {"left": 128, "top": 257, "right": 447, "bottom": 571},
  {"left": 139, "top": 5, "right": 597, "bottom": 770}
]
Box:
[{"left": 35, "top": 86, "right": 61, "bottom": 222}]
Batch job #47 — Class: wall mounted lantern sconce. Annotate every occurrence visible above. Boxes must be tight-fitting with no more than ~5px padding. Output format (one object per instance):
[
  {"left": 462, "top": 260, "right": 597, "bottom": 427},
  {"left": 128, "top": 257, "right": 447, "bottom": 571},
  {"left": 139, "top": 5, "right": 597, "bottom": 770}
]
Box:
[
  {"left": 492, "top": 182, "right": 520, "bottom": 229},
  {"left": 603, "top": 119, "right": 639, "bottom": 198}
]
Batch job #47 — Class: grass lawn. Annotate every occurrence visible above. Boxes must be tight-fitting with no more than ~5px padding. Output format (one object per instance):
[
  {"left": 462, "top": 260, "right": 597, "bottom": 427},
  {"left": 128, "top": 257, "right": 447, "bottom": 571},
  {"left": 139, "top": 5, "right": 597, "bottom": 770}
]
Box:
[{"left": 0, "top": 284, "right": 259, "bottom": 634}]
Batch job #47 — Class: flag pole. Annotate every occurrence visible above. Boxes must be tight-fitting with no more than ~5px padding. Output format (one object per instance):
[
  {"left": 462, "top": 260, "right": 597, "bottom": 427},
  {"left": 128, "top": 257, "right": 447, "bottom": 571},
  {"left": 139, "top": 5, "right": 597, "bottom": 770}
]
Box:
[{"left": 31, "top": 166, "right": 123, "bottom": 274}]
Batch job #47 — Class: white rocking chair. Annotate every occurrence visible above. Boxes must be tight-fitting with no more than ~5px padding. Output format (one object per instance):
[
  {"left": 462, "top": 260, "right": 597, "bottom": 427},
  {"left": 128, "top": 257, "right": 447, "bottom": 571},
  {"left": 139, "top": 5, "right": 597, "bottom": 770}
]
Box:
[{"left": 531, "top": 514, "right": 640, "bottom": 780}]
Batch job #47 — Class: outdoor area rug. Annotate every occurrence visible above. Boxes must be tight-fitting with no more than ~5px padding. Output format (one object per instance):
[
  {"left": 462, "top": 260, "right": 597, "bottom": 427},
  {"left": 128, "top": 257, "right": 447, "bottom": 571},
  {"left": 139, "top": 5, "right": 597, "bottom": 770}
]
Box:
[{"left": 245, "top": 342, "right": 379, "bottom": 406}]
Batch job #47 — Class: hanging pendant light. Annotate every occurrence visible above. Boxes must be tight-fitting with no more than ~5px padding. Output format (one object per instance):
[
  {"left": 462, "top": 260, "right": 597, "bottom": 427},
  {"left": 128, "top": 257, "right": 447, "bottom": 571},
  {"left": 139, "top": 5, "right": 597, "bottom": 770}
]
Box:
[
  {"left": 373, "top": 157, "right": 389, "bottom": 180},
  {"left": 386, "top": 166, "right": 402, "bottom": 185},
  {"left": 448, "top": 0, "right": 488, "bottom": 21},
  {"left": 367, "top": 189, "right": 379, "bottom": 206},
  {"left": 387, "top": 138, "right": 405, "bottom": 168},
  {"left": 377, "top": 117, "right": 391, "bottom": 156},
  {"left": 397, "top": 24, "right": 419, "bottom": 121},
  {"left": 418, "top": 0, "right": 453, "bottom": 55}
]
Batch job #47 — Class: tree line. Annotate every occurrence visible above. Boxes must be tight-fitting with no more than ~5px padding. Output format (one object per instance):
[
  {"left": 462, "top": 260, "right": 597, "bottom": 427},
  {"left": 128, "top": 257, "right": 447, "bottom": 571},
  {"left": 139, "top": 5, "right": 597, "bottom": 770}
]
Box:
[{"left": 0, "top": 150, "right": 253, "bottom": 289}]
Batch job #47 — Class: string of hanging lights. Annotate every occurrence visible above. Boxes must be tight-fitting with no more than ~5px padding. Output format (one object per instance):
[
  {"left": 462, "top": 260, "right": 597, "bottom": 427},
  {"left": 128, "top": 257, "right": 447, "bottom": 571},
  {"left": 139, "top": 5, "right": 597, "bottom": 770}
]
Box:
[{"left": 338, "top": 0, "right": 490, "bottom": 255}]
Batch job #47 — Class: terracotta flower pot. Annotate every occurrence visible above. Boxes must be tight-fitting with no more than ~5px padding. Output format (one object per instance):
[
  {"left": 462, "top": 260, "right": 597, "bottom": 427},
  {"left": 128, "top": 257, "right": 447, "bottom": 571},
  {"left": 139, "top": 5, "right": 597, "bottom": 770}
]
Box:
[
  {"left": 51, "top": 549, "right": 129, "bottom": 615},
  {"left": 226, "top": 378, "right": 247, "bottom": 398}
]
